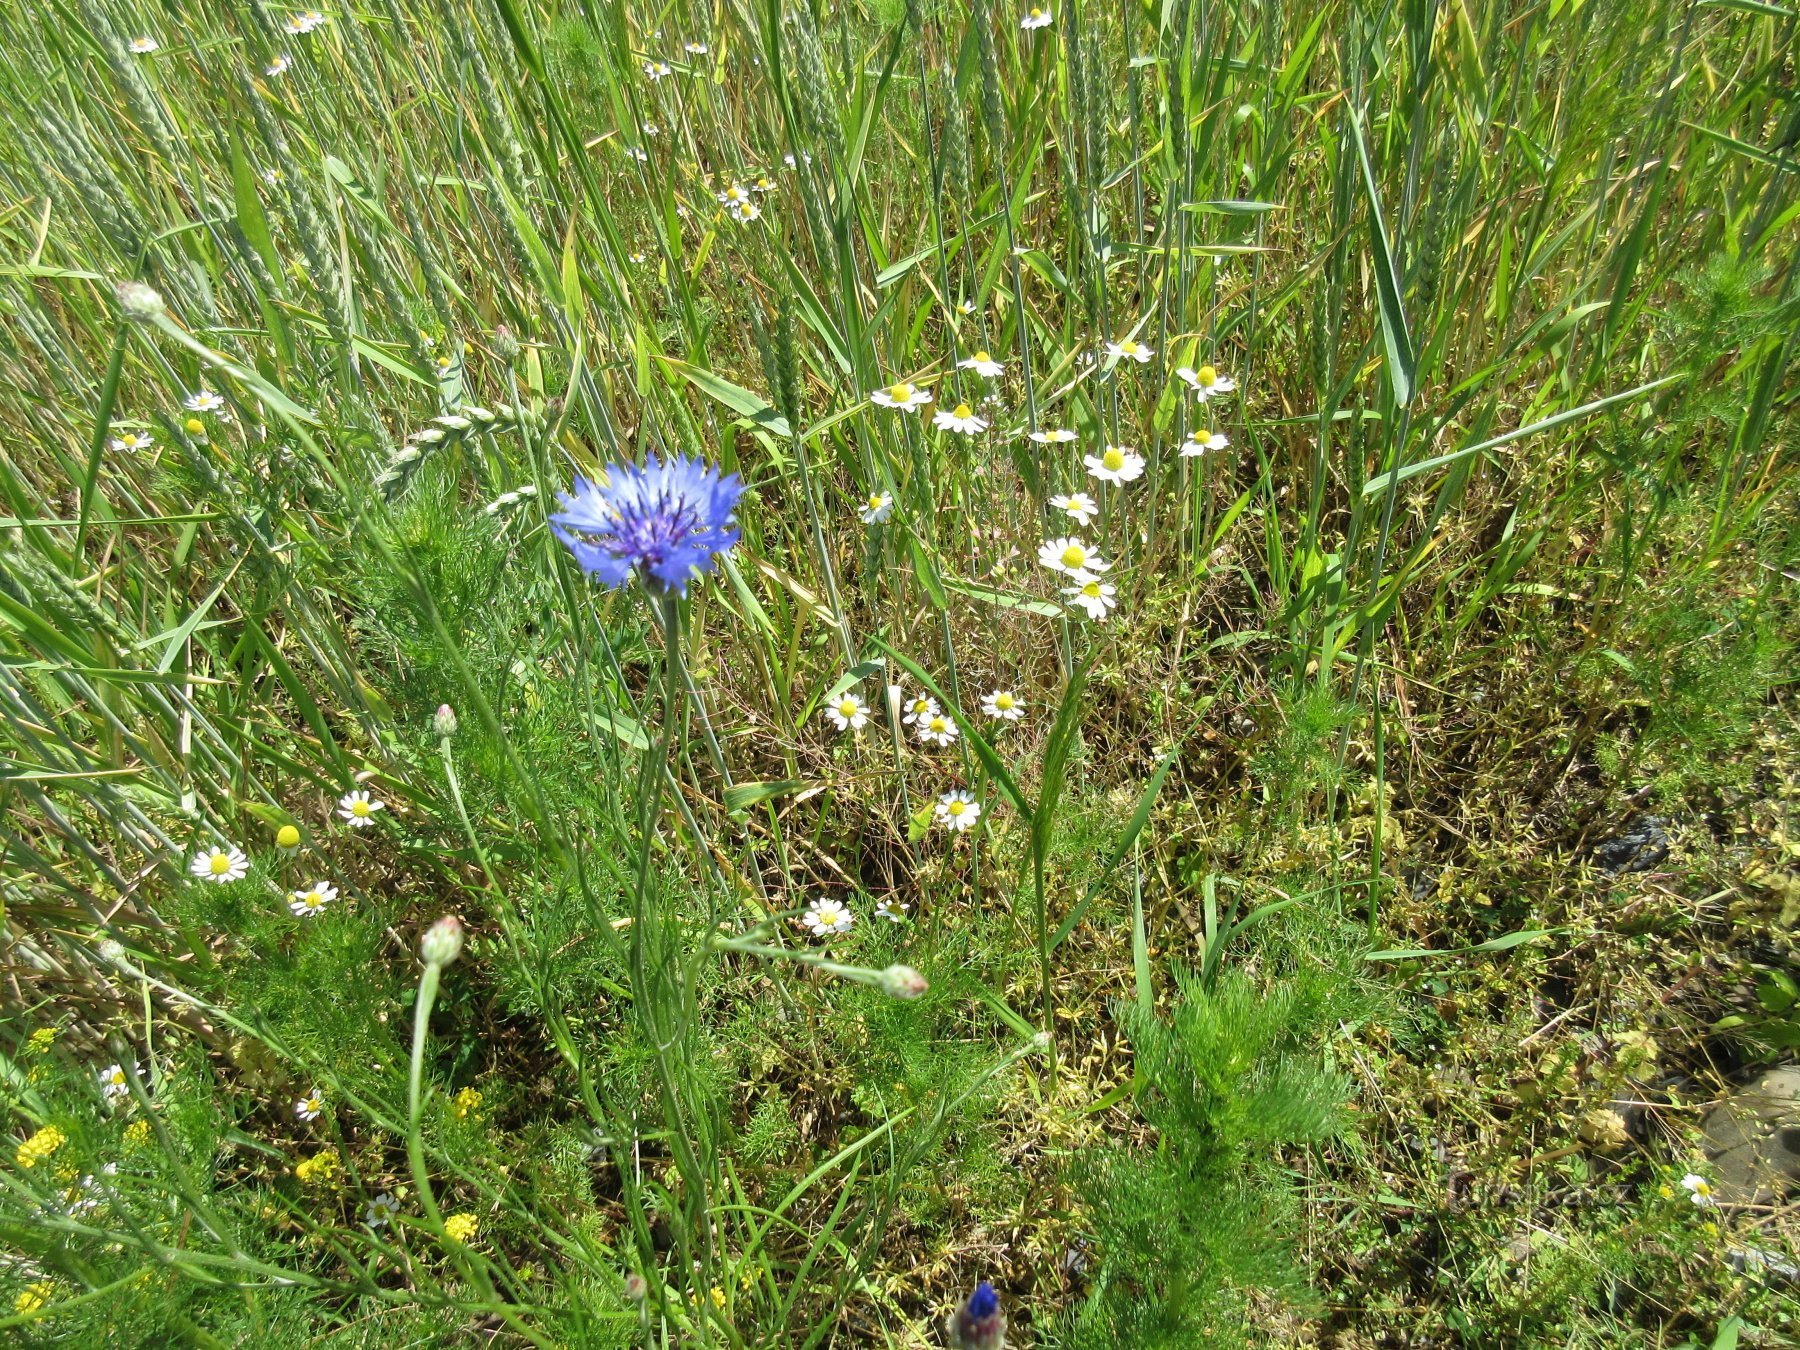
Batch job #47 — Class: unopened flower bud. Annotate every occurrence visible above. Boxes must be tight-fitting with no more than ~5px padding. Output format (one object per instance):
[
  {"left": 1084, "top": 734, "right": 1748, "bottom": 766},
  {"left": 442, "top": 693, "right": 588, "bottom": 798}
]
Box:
[
  {"left": 492, "top": 325, "right": 521, "bottom": 362},
  {"left": 879, "top": 964, "right": 929, "bottom": 1000},
  {"left": 115, "top": 280, "right": 165, "bottom": 320},
  {"left": 433, "top": 704, "right": 458, "bottom": 738},
  {"left": 421, "top": 915, "right": 463, "bottom": 967},
  {"left": 622, "top": 1272, "right": 648, "bottom": 1302},
  {"left": 948, "top": 1282, "right": 1006, "bottom": 1350},
  {"left": 97, "top": 939, "right": 127, "bottom": 967}
]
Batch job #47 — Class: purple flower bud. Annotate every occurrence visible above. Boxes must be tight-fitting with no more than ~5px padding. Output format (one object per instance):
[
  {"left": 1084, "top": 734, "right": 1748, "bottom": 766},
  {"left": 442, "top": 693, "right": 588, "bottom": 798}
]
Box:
[{"left": 947, "top": 1281, "right": 1005, "bottom": 1350}]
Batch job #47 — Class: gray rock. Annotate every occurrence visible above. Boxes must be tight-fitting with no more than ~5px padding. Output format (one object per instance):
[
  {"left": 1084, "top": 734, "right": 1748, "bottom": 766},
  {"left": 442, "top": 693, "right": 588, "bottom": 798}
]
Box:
[{"left": 1700, "top": 1067, "right": 1800, "bottom": 1204}]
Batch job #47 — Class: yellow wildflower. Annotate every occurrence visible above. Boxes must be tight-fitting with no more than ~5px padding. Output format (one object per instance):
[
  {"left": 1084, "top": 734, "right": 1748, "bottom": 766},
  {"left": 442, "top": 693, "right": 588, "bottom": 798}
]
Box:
[
  {"left": 452, "top": 1087, "right": 483, "bottom": 1120},
  {"left": 123, "top": 1119, "right": 153, "bottom": 1149},
  {"left": 16, "top": 1125, "right": 67, "bottom": 1169},
  {"left": 27, "top": 1027, "right": 56, "bottom": 1054},
  {"left": 14, "top": 1281, "right": 54, "bottom": 1314},
  {"left": 443, "top": 1212, "right": 479, "bottom": 1244},
  {"left": 294, "top": 1147, "right": 340, "bottom": 1185}
]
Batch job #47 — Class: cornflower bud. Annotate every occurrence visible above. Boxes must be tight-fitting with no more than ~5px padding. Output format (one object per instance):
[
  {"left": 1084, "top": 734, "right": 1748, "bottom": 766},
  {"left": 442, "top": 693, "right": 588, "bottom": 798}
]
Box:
[
  {"left": 433, "top": 704, "right": 458, "bottom": 737},
  {"left": 947, "top": 1281, "right": 1006, "bottom": 1350},
  {"left": 421, "top": 915, "right": 463, "bottom": 968}
]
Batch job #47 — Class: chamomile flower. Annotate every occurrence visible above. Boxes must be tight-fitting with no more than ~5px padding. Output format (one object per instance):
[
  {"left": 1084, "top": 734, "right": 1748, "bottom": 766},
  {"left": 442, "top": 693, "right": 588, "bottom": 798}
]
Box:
[
  {"left": 364, "top": 1192, "right": 401, "bottom": 1228},
  {"left": 184, "top": 390, "right": 225, "bottom": 414},
  {"left": 1681, "top": 1173, "right": 1717, "bottom": 1207},
  {"left": 1049, "top": 492, "right": 1099, "bottom": 527},
  {"left": 626, "top": 145, "right": 648, "bottom": 163},
  {"left": 728, "top": 199, "right": 762, "bottom": 224},
  {"left": 128, "top": 36, "right": 159, "bottom": 54},
  {"left": 981, "top": 689, "right": 1025, "bottom": 721},
  {"left": 1029, "top": 427, "right": 1078, "bottom": 444},
  {"left": 917, "top": 712, "right": 960, "bottom": 747},
  {"left": 870, "top": 381, "right": 933, "bottom": 411},
  {"left": 873, "top": 898, "right": 910, "bottom": 923},
  {"left": 98, "top": 1062, "right": 136, "bottom": 1102},
  {"left": 901, "top": 693, "right": 940, "bottom": 727},
  {"left": 1038, "top": 536, "right": 1111, "bottom": 577},
  {"left": 109, "top": 430, "right": 154, "bottom": 454},
  {"left": 286, "top": 9, "right": 327, "bottom": 35},
  {"left": 295, "top": 1089, "right": 324, "bottom": 1121},
  {"left": 1085, "top": 444, "right": 1146, "bottom": 485},
  {"left": 752, "top": 174, "right": 775, "bottom": 193},
  {"left": 190, "top": 845, "right": 249, "bottom": 884},
  {"left": 643, "top": 59, "right": 672, "bottom": 80},
  {"left": 858, "top": 491, "right": 894, "bottom": 524},
  {"left": 288, "top": 880, "right": 338, "bottom": 918},
  {"left": 275, "top": 823, "right": 302, "bottom": 854},
  {"left": 1064, "top": 574, "right": 1119, "bottom": 621},
  {"left": 266, "top": 54, "right": 292, "bottom": 76},
  {"left": 934, "top": 402, "right": 987, "bottom": 435},
  {"left": 1181, "top": 428, "right": 1230, "bottom": 457},
  {"left": 718, "top": 183, "right": 751, "bottom": 207},
  {"left": 1021, "top": 6, "right": 1054, "bottom": 29},
  {"left": 825, "top": 694, "right": 869, "bottom": 732},
  {"left": 1105, "top": 337, "right": 1154, "bottom": 364},
  {"left": 936, "top": 791, "right": 982, "bottom": 832},
  {"left": 958, "top": 350, "right": 1005, "bottom": 377},
  {"left": 802, "top": 896, "right": 855, "bottom": 936},
  {"left": 337, "top": 789, "right": 385, "bottom": 827},
  {"left": 1176, "top": 364, "right": 1237, "bottom": 400},
  {"left": 684, "top": 41, "right": 709, "bottom": 55}
]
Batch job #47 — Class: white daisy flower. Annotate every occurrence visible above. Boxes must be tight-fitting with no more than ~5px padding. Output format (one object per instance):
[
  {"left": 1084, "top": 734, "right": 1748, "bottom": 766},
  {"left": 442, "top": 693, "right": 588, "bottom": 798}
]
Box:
[
  {"left": 1049, "top": 492, "right": 1099, "bottom": 526},
  {"left": 718, "top": 183, "right": 751, "bottom": 206},
  {"left": 1064, "top": 573, "right": 1119, "bottom": 621},
  {"left": 751, "top": 174, "right": 776, "bottom": 193},
  {"left": 1038, "top": 536, "right": 1110, "bottom": 577},
  {"left": 643, "top": 59, "right": 671, "bottom": 80},
  {"left": 801, "top": 896, "right": 855, "bottom": 936},
  {"left": 900, "top": 693, "right": 940, "bottom": 727},
  {"left": 936, "top": 791, "right": 982, "bottom": 832},
  {"left": 184, "top": 390, "right": 225, "bottom": 413},
  {"left": 870, "top": 381, "right": 933, "bottom": 410},
  {"left": 728, "top": 199, "right": 762, "bottom": 224},
  {"left": 109, "top": 430, "right": 155, "bottom": 454},
  {"left": 917, "top": 712, "right": 960, "bottom": 747},
  {"left": 337, "top": 789, "right": 385, "bottom": 827},
  {"left": 957, "top": 350, "right": 1005, "bottom": 377},
  {"left": 1176, "top": 364, "right": 1237, "bottom": 400},
  {"left": 129, "top": 36, "right": 159, "bottom": 54},
  {"left": 933, "top": 401, "right": 987, "bottom": 435},
  {"left": 1029, "top": 427, "right": 1078, "bottom": 444},
  {"left": 99, "top": 1062, "right": 136, "bottom": 1101},
  {"left": 684, "top": 41, "right": 709, "bottom": 55},
  {"left": 981, "top": 690, "right": 1025, "bottom": 720},
  {"left": 1681, "top": 1173, "right": 1717, "bottom": 1208},
  {"left": 957, "top": 299, "right": 975, "bottom": 315},
  {"left": 873, "top": 898, "right": 910, "bottom": 923},
  {"left": 641, "top": 121, "right": 660, "bottom": 136},
  {"left": 1085, "top": 444, "right": 1146, "bottom": 485},
  {"left": 365, "top": 1192, "right": 401, "bottom": 1228},
  {"left": 190, "top": 845, "right": 249, "bottom": 884},
  {"left": 288, "top": 880, "right": 338, "bottom": 918},
  {"left": 1181, "top": 428, "right": 1230, "bottom": 457},
  {"left": 295, "top": 1089, "right": 325, "bottom": 1121},
  {"left": 1021, "top": 6, "right": 1054, "bottom": 29},
  {"left": 825, "top": 694, "right": 869, "bottom": 732},
  {"left": 286, "top": 10, "right": 326, "bottom": 35},
  {"left": 858, "top": 491, "right": 894, "bottom": 524},
  {"left": 1105, "top": 338, "right": 1154, "bottom": 364},
  {"left": 628, "top": 251, "right": 646, "bottom": 265},
  {"left": 266, "top": 54, "right": 292, "bottom": 76},
  {"left": 626, "top": 145, "right": 648, "bottom": 163}
]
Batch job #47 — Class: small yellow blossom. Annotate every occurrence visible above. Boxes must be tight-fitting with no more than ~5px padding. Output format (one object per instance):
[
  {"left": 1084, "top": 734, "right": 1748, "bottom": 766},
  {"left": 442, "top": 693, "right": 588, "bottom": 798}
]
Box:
[
  {"left": 123, "top": 1119, "right": 153, "bottom": 1149},
  {"left": 14, "top": 1281, "right": 54, "bottom": 1315},
  {"left": 452, "top": 1087, "right": 483, "bottom": 1119},
  {"left": 443, "top": 1212, "right": 479, "bottom": 1243},
  {"left": 27, "top": 1027, "right": 56, "bottom": 1054},
  {"left": 294, "top": 1147, "right": 340, "bottom": 1185},
  {"left": 16, "top": 1125, "right": 67, "bottom": 1169}
]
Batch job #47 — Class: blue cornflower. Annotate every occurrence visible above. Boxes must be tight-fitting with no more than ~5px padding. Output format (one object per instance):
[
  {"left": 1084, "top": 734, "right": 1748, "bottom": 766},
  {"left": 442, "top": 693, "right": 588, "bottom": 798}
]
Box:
[
  {"left": 551, "top": 454, "right": 745, "bottom": 595},
  {"left": 947, "top": 1281, "right": 1006, "bottom": 1349}
]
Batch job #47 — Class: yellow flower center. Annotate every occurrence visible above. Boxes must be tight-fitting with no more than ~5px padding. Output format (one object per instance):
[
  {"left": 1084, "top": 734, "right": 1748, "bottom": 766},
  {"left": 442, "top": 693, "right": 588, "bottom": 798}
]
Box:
[
  {"left": 1102, "top": 448, "right": 1124, "bottom": 471},
  {"left": 974, "top": 350, "right": 990, "bottom": 363},
  {"left": 929, "top": 717, "right": 947, "bottom": 733},
  {"left": 887, "top": 383, "right": 912, "bottom": 402},
  {"left": 953, "top": 403, "right": 972, "bottom": 419},
  {"left": 995, "top": 693, "right": 1014, "bottom": 710},
  {"left": 303, "top": 892, "right": 321, "bottom": 908},
  {"left": 209, "top": 853, "right": 232, "bottom": 875},
  {"left": 351, "top": 800, "right": 370, "bottom": 817},
  {"left": 867, "top": 495, "right": 883, "bottom": 509},
  {"left": 277, "top": 825, "right": 300, "bottom": 849},
  {"left": 1083, "top": 581, "right": 1103, "bottom": 598},
  {"left": 838, "top": 700, "right": 858, "bottom": 717},
  {"left": 1197, "top": 364, "right": 1217, "bottom": 385},
  {"left": 1120, "top": 340, "right": 1138, "bottom": 355},
  {"left": 184, "top": 417, "right": 204, "bottom": 435},
  {"left": 1060, "top": 544, "right": 1086, "bottom": 569},
  {"left": 948, "top": 800, "right": 966, "bottom": 816},
  {"left": 1030, "top": 6, "right": 1043, "bottom": 15}
]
